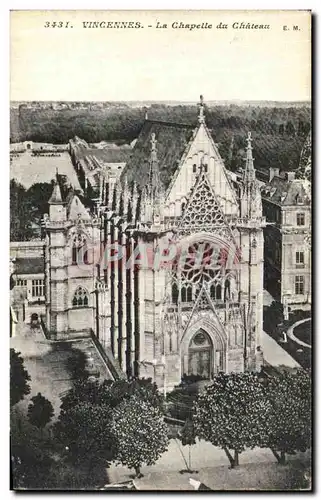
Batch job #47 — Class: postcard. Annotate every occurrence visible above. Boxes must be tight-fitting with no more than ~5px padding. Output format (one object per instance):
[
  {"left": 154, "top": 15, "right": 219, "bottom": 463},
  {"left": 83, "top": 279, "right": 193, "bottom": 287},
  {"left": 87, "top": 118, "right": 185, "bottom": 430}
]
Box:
[{"left": 10, "top": 10, "right": 311, "bottom": 491}]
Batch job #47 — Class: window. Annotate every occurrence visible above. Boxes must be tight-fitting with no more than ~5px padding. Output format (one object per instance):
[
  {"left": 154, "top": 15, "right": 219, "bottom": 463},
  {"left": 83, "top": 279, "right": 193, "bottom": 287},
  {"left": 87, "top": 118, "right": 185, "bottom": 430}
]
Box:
[
  {"left": 297, "top": 213, "right": 305, "bottom": 226},
  {"left": 210, "top": 283, "right": 222, "bottom": 300},
  {"left": 203, "top": 164, "right": 208, "bottom": 173},
  {"left": 72, "top": 233, "right": 89, "bottom": 265},
  {"left": 32, "top": 279, "right": 44, "bottom": 297},
  {"left": 16, "top": 279, "right": 27, "bottom": 287},
  {"left": 295, "top": 275, "right": 304, "bottom": 295},
  {"left": 172, "top": 283, "right": 179, "bottom": 305},
  {"left": 296, "top": 251, "right": 304, "bottom": 268},
  {"left": 192, "top": 164, "right": 197, "bottom": 173},
  {"left": 181, "top": 286, "right": 193, "bottom": 302},
  {"left": 72, "top": 286, "right": 89, "bottom": 307}
]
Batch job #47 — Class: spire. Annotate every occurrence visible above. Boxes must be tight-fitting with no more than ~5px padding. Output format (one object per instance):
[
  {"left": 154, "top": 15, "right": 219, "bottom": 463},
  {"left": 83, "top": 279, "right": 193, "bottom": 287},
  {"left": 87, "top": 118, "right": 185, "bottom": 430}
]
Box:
[
  {"left": 131, "top": 182, "right": 139, "bottom": 222},
  {"left": 148, "top": 133, "right": 161, "bottom": 197},
  {"left": 132, "top": 181, "right": 138, "bottom": 201},
  {"left": 243, "top": 132, "right": 256, "bottom": 183},
  {"left": 115, "top": 179, "right": 124, "bottom": 215},
  {"left": 49, "top": 170, "right": 63, "bottom": 205},
  {"left": 198, "top": 94, "right": 205, "bottom": 124},
  {"left": 122, "top": 175, "right": 130, "bottom": 217},
  {"left": 240, "top": 132, "right": 262, "bottom": 219}
]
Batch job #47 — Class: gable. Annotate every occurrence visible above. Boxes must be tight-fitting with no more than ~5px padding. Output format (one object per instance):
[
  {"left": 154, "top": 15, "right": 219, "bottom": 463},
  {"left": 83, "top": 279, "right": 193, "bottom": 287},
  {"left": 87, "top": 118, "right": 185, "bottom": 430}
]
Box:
[
  {"left": 178, "top": 170, "right": 236, "bottom": 242},
  {"left": 181, "top": 285, "right": 226, "bottom": 341},
  {"left": 67, "top": 195, "right": 91, "bottom": 221},
  {"left": 165, "top": 123, "right": 239, "bottom": 217}
]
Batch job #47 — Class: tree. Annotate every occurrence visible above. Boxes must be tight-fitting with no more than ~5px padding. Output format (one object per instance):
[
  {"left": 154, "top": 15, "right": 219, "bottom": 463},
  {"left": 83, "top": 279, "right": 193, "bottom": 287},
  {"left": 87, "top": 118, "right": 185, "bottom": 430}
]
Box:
[
  {"left": 105, "top": 378, "right": 164, "bottom": 410},
  {"left": 54, "top": 402, "right": 114, "bottom": 466},
  {"left": 27, "top": 393, "right": 54, "bottom": 430},
  {"left": 60, "top": 377, "right": 163, "bottom": 414},
  {"left": 177, "top": 418, "right": 197, "bottom": 473},
  {"left": 10, "top": 179, "right": 36, "bottom": 241},
  {"left": 263, "top": 301, "right": 285, "bottom": 335},
  {"left": 10, "top": 349, "right": 31, "bottom": 407},
  {"left": 193, "top": 372, "right": 271, "bottom": 468},
  {"left": 264, "top": 369, "right": 311, "bottom": 464},
  {"left": 26, "top": 181, "right": 55, "bottom": 224},
  {"left": 111, "top": 396, "right": 169, "bottom": 477},
  {"left": 67, "top": 349, "right": 89, "bottom": 381}
]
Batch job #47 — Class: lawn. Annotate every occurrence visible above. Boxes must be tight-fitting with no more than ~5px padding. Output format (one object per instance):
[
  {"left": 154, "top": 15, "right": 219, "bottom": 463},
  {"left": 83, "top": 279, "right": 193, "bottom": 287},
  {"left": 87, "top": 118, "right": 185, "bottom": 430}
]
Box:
[
  {"left": 294, "top": 320, "right": 311, "bottom": 346},
  {"left": 263, "top": 304, "right": 311, "bottom": 370},
  {"left": 10, "top": 151, "right": 81, "bottom": 190}
]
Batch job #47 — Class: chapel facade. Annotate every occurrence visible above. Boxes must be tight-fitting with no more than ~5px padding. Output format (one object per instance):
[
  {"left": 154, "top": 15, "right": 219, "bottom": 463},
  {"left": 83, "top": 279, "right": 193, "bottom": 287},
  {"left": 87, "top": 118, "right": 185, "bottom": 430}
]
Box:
[{"left": 44, "top": 98, "right": 266, "bottom": 391}]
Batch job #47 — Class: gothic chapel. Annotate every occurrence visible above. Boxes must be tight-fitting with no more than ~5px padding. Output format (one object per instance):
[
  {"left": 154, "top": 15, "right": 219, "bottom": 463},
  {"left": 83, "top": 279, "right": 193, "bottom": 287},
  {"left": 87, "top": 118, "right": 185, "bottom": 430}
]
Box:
[{"left": 44, "top": 97, "right": 265, "bottom": 391}]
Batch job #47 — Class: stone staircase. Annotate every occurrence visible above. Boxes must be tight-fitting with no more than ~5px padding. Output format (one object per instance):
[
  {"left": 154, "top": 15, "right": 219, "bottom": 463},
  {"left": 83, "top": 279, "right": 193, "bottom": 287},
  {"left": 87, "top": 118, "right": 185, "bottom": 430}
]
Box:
[
  {"left": 62, "top": 334, "right": 125, "bottom": 382},
  {"left": 67, "top": 337, "right": 113, "bottom": 381}
]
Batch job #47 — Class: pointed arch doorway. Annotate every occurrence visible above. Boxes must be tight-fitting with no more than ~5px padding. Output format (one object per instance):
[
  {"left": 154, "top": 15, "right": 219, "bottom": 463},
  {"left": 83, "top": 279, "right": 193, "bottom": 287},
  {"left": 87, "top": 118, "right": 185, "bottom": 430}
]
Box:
[{"left": 188, "top": 329, "right": 213, "bottom": 379}]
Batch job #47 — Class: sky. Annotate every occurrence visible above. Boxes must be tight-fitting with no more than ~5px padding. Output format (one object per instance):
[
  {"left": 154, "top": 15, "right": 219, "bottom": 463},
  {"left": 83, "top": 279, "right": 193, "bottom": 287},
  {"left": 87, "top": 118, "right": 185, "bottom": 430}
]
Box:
[{"left": 10, "top": 10, "right": 311, "bottom": 102}]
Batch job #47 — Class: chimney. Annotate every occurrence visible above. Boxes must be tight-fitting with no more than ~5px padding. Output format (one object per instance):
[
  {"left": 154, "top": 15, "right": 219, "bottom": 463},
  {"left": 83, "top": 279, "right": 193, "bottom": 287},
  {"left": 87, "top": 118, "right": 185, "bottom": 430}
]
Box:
[
  {"left": 269, "top": 167, "right": 280, "bottom": 182},
  {"left": 286, "top": 171, "right": 296, "bottom": 181}
]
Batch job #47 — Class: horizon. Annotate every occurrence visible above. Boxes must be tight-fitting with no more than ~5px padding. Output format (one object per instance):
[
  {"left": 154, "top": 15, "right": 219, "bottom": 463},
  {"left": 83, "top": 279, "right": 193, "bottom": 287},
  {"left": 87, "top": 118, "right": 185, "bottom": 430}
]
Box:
[{"left": 10, "top": 98, "right": 311, "bottom": 104}]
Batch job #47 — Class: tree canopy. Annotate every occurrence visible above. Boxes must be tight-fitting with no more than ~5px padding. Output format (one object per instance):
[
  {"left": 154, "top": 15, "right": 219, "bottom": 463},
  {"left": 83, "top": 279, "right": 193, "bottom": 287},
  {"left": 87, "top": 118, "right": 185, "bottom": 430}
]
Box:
[
  {"left": 111, "top": 395, "right": 169, "bottom": 476},
  {"left": 10, "top": 180, "right": 36, "bottom": 241},
  {"left": 11, "top": 103, "right": 311, "bottom": 175},
  {"left": 193, "top": 372, "right": 271, "bottom": 467},
  {"left": 27, "top": 392, "right": 54, "bottom": 429},
  {"left": 264, "top": 369, "right": 311, "bottom": 464},
  {"left": 60, "top": 377, "right": 163, "bottom": 414},
  {"left": 10, "top": 348, "right": 31, "bottom": 407},
  {"left": 54, "top": 402, "right": 114, "bottom": 464}
]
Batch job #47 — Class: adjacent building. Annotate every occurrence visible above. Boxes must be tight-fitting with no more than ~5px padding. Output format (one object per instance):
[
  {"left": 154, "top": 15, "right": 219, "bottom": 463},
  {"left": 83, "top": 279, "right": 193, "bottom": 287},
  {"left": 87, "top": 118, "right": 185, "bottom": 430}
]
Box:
[
  {"left": 261, "top": 168, "right": 311, "bottom": 312},
  {"left": 10, "top": 241, "right": 45, "bottom": 323}
]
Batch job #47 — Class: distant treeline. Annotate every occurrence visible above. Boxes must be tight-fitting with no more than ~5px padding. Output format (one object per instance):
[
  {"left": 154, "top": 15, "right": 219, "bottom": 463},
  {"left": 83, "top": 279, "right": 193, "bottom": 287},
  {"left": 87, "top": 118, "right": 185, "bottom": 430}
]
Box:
[{"left": 10, "top": 103, "right": 311, "bottom": 172}]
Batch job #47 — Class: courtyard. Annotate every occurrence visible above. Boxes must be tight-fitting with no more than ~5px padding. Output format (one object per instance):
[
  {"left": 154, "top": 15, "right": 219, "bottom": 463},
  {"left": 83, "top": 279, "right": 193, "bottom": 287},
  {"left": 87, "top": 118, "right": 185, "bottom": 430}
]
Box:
[{"left": 10, "top": 150, "right": 81, "bottom": 190}]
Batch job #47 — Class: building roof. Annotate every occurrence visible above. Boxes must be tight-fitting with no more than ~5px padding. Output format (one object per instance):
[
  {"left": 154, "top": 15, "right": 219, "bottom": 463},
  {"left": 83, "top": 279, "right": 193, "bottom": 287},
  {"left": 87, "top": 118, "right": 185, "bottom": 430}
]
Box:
[
  {"left": 15, "top": 257, "right": 44, "bottom": 275},
  {"left": 261, "top": 177, "right": 311, "bottom": 206},
  {"left": 81, "top": 148, "right": 131, "bottom": 164},
  {"left": 72, "top": 139, "right": 132, "bottom": 165},
  {"left": 49, "top": 179, "right": 63, "bottom": 204},
  {"left": 67, "top": 194, "right": 91, "bottom": 221},
  {"left": 121, "top": 120, "right": 195, "bottom": 189}
]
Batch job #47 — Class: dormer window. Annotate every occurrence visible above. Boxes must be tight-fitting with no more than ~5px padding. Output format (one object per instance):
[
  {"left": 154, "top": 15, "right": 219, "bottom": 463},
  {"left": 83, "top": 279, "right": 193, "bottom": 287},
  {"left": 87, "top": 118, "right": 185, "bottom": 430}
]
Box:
[{"left": 296, "top": 195, "right": 303, "bottom": 205}]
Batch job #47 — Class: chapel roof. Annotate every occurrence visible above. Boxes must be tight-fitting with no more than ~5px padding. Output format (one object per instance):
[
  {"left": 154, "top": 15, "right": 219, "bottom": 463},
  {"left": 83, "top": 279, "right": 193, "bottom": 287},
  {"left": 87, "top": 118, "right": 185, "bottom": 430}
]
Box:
[{"left": 121, "top": 119, "right": 195, "bottom": 189}]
